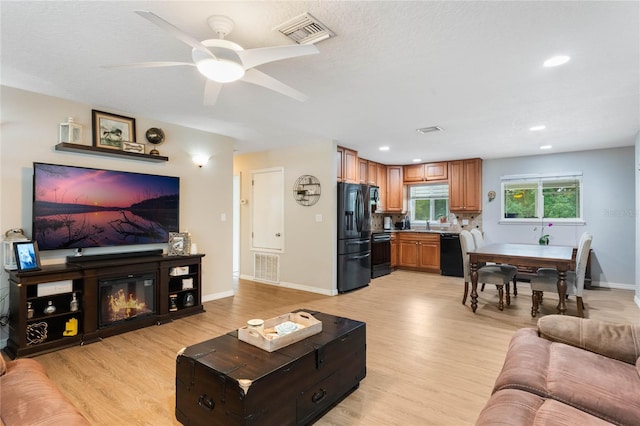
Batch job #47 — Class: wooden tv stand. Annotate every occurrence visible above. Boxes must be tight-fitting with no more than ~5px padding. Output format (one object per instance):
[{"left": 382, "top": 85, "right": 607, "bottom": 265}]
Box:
[{"left": 5, "top": 253, "right": 204, "bottom": 359}]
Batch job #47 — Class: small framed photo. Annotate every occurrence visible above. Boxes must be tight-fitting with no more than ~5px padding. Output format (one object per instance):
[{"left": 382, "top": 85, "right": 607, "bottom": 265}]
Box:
[
  {"left": 92, "top": 109, "right": 136, "bottom": 150},
  {"left": 14, "top": 241, "right": 41, "bottom": 272},
  {"left": 168, "top": 232, "right": 191, "bottom": 256},
  {"left": 122, "top": 141, "right": 146, "bottom": 154}
]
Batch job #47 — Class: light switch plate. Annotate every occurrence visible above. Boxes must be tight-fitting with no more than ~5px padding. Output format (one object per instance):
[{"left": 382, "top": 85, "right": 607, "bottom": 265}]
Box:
[{"left": 315, "top": 214, "right": 323, "bottom": 222}]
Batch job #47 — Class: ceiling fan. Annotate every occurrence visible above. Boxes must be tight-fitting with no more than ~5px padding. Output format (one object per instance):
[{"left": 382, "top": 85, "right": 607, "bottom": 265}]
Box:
[{"left": 104, "top": 11, "right": 319, "bottom": 105}]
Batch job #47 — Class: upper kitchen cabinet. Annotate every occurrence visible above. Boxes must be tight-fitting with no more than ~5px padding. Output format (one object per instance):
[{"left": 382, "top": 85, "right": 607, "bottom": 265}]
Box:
[
  {"left": 403, "top": 162, "right": 448, "bottom": 183},
  {"left": 449, "top": 158, "right": 482, "bottom": 212},
  {"left": 386, "top": 166, "right": 404, "bottom": 212},
  {"left": 376, "top": 163, "right": 387, "bottom": 211},
  {"left": 337, "top": 146, "right": 358, "bottom": 183},
  {"left": 358, "top": 158, "right": 368, "bottom": 184},
  {"left": 367, "top": 161, "right": 378, "bottom": 186}
]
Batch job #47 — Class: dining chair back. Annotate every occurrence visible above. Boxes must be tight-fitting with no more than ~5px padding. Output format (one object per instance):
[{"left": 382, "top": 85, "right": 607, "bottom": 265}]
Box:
[
  {"left": 470, "top": 228, "right": 484, "bottom": 249},
  {"left": 459, "top": 230, "right": 517, "bottom": 311},
  {"left": 530, "top": 232, "right": 593, "bottom": 317}
]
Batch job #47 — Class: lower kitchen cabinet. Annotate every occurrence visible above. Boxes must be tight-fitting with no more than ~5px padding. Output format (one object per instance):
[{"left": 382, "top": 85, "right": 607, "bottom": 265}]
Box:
[
  {"left": 396, "top": 233, "right": 440, "bottom": 273},
  {"left": 390, "top": 233, "right": 397, "bottom": 268}
]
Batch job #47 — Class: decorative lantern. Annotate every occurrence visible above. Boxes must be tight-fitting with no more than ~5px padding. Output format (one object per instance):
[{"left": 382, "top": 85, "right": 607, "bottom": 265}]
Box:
[
  {"left": 58, "top": 117, "right": 83, "bottom": 144},
  {"left": 3, "top": 228, "right": 29, "bottom": 270}
]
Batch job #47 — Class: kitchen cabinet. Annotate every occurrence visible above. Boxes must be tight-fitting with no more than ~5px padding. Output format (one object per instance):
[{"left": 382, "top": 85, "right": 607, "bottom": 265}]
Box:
[
  {"left": 396, "top": 233, "right": 440, "bottom": 273},
  {"left": 367, "top": 161, "right": 378, "bottom": 185},
  {"left": 390, "top": 232, "right": 397, "bottom": 268},
  {"left": 377, "top": 164, "right": 387, "bottom": 211},
  {"left": 337, "top": 146, "right": 358, "bottom": 183},
  {"left": 403, "top": 162, "right": 448, "bottom": 183},
  {"left": 449, "top": 158, "right": 482, "bottom": 212},
  {"left": 386, "top": 166, "right": 404, "bottom": 212},
  {"left": 358, "top": 157, "right": 368, "bottom": 184}
]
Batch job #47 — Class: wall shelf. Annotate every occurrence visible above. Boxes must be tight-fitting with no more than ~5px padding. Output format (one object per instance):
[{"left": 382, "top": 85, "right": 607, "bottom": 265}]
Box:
[{"left": 55, "top": 143, "right": 169, "bottom": 162}]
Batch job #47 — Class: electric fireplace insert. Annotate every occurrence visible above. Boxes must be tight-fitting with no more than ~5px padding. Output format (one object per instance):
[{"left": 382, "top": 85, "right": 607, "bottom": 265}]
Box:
[{"left": 99, "top": 272, "right": 156, "bottom": 328}]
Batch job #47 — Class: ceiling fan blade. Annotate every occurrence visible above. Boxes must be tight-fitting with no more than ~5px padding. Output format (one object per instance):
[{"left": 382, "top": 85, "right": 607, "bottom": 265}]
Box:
[
  {"left": 203, "top": 79, "right": 223, "bottom": 106},
  {"left": 241, "top": 68, "right": 309, "bottom": 102},
  {"left": 237, "top": 44, "right": 319, "bottom": 69},
  {"left": 102, "top": 62, "right": 195, "bottom": 69},
  {"left": 134, "top": 10, "right": 215, "bottom": 59}
]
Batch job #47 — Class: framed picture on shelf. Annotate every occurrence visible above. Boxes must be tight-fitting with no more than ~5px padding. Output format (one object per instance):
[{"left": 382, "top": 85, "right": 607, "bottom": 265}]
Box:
[
  {"left": 92, "top": 109, "right": 136, "bottom": 150},
  {"left": 14, "top": 241, "right": 41, "bottom": 272},
  {"left": 168, "top": 232, "right": 191, "bottom": 256}
]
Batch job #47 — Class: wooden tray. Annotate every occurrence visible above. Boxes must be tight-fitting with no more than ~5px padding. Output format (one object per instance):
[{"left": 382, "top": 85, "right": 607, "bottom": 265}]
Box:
[{"left": 237, "top": 311, "right": 322, "bottom": 352}]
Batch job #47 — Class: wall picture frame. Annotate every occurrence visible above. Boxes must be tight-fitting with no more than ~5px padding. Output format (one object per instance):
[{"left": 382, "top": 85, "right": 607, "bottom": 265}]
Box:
[
  {"left": 168, "top": 232, "right": 191, "bottom": 256},
  {"left": 92, "top": 109, "right": 136, "bottom": 150},
  {"left": 14, "top": 241, "right": 41, "bottom": 272}
]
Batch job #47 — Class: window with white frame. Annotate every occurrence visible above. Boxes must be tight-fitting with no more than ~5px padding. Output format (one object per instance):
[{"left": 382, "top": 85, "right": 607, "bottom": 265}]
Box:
[
  {"left": 409, "top": 184, "right": 449, "bottom": 224},
  {"left": 501, "top": 173, "right": 583, "bottom": 222}
]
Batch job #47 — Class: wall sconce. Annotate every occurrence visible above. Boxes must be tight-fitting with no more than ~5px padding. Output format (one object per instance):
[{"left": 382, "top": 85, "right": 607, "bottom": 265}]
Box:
[{"left": 192, "top": 155, "right": 210, "bottom": 168}]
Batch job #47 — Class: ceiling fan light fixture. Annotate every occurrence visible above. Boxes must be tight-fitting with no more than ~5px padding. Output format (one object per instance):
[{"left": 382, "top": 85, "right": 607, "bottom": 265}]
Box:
[{"left": 196, "top": 58, "right": 245, "bottom": 83}]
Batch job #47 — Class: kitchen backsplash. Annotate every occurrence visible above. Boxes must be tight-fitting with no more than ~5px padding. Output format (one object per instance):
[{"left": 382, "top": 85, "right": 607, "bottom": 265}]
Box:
[{"left": 372, "top": 212, "right": 482, "bottom": 233}]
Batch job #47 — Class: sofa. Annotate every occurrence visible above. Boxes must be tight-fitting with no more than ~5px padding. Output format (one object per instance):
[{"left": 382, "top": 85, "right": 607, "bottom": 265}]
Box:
[
  {"left": 476, "top": 315, "right": 640, "bottom": 425},
  {"left": 0, "top": 355, "right": 89, "bottom": 425}
]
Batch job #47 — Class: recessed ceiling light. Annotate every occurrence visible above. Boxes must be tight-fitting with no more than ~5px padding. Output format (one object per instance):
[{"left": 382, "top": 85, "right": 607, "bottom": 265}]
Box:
[
  {"left": 379, "top": 146, "right": 390, "bottom": 151},
  {"left": 529, "top": 125, "right": 546, "bottom": 131},
  {"left": 543, "top": 55, "right": 570, "bottom": 67},
  {"left": 416, "top": 126, "right": 443, "bottom": 134},
  {"left": 412, "top": 158, "right": 422, "bottom": 163},
  {"left": 540, "top": 145, "right": 552, "bottom": 150}
]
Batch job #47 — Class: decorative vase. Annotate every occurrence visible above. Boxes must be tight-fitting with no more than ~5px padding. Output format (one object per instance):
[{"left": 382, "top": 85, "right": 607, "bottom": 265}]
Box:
[
  {"left": 44, "top": 300, "right": 56, "bottom": 315},
  {"left": 539, "top": 235, "right": 550, "bottom": 245},
  {"left": 70, "top": 292, "right": 79, "bottom": 312}
]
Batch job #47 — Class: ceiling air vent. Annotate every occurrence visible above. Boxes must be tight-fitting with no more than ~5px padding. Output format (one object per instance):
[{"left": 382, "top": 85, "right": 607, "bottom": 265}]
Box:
[{"left": 275, "top": 13, "right": 335, "bottom": 45}]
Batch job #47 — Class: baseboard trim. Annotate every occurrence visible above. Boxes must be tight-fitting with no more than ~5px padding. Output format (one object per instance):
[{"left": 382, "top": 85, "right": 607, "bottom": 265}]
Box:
[
  {"left": 239, "top": 274, "right": 338, "bottom": 296},
  {"left": 590, "top": 281, "right": 636, "bottom": 291},
  {"left": 202, "top": 290, "right": 234, "bottom": 302}
]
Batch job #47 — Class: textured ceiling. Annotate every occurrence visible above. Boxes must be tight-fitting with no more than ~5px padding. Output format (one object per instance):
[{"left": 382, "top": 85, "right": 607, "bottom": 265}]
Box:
[{"left": 1, "top": 1, "right": 639, "bottom": 164}]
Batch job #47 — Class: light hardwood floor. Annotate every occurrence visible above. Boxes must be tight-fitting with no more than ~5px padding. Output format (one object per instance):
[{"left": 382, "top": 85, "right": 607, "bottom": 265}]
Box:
[{"left": 32, "top": 271, "right": 640, "bottom": 425}]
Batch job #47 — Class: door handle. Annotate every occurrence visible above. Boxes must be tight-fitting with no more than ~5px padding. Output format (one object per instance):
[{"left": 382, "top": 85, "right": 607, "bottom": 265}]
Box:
[{"left": 275, "top": 233, "right": 281, "bottom": 237}]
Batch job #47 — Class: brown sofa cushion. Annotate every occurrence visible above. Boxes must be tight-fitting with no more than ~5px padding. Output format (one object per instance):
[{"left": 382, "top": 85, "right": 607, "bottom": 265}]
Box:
[
  {"left": 538, "top": 315, "right": 640, "bottom": 365},
  {"left": 493, "top": 328, "right": 640, "bottom": 425},
  {"left": 476, "top": 389, "right": 614, "bottom": 425},
  {"left": 1, "top": 358, "right": 89, "bottom": 425},
  {"left": 0, "top": 356, "right": 5, "bottom": 376}
]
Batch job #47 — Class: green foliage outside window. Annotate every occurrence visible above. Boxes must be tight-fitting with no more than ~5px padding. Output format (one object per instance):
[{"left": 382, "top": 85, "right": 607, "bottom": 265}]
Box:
[{"left": 503, "top": 178, "right": 581, "bottom": 220}]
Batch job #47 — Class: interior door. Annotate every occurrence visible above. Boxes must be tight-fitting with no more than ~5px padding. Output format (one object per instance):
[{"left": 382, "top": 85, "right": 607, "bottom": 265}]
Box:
[{"left": 251, "top": 168, "right": 284, "bottom": 251}]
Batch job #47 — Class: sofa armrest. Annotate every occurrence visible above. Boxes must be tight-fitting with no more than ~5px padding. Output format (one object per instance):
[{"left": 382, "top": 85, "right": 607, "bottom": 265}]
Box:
[{"left": 538, "top": 315, "right": 640, "bottom": 365}]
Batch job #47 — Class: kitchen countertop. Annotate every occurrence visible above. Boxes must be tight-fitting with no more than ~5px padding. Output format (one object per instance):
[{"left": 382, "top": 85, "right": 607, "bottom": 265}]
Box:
[{"left": 375, "top": 229, "right": 459, "bottom": 234}]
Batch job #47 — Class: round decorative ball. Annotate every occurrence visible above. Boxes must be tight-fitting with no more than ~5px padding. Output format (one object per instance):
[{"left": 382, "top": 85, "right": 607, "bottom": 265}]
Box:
[{"left": 145, "top": 127, "right": 165, "bottom": 144}]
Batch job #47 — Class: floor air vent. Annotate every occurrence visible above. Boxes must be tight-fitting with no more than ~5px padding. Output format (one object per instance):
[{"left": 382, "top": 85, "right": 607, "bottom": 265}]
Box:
[{"left": 254, "top": 253, "right": 280, "bottom": 283}]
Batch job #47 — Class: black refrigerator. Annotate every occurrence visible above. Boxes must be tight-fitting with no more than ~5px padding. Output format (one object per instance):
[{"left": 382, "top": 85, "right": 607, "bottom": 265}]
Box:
[{"left": 337, "top": 182, "right": 372, "bottom": 293}]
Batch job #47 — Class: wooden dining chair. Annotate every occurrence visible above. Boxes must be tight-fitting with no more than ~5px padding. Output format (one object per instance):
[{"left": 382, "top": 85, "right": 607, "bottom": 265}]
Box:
[
  {"left": 460, "top": 230, "right": 517, "bottom": 311},
  {"left": 471, "top": 228, "right": 519, "bottom": 296},
  {"left": 529, "top": 232, "right": 593, "bottom": 318}
]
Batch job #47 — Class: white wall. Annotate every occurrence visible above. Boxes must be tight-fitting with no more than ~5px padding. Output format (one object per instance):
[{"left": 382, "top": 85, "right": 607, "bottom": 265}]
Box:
[
  {"left": 0, "top": 86, "right": 236, "bottom": 344},
  {"left": 483, "top": 147, "right": 635, "bottom": 289},
  {"left": 233, "top": 141, "right": 337, "bottom": 295}
]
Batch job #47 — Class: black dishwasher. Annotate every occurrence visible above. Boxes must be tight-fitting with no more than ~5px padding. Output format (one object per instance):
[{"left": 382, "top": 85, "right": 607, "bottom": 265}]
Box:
[{"left": 440, "top": 233, "right": 464, "bottom": 277}]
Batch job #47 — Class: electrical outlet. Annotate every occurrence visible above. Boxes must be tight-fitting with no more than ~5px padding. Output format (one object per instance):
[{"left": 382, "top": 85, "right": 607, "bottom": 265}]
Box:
[{"left": 462, "top": 219, "right": 469, "bottom": 226}]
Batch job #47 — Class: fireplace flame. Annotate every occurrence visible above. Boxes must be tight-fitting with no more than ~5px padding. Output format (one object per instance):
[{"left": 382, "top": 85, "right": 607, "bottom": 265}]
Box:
[{"left": 108, "top": 289, "right": 149, "bottom": 321}]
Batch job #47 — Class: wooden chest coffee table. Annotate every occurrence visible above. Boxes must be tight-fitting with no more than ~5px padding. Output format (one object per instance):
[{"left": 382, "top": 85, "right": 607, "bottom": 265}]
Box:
[{"left": 175, "top": 310, "right": 366, "bottom": 425}]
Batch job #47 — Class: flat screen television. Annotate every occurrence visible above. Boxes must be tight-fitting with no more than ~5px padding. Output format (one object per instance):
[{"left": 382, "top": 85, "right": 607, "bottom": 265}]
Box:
[{"left": 32, "top": 162, "right": 179, "bottom": 251}]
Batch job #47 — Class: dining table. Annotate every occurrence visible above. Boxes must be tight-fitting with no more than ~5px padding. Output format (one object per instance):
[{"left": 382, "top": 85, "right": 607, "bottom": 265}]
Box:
[{"left": 468, "top": 243, "right": 574, "bottom": 314}]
